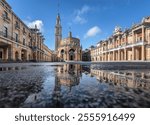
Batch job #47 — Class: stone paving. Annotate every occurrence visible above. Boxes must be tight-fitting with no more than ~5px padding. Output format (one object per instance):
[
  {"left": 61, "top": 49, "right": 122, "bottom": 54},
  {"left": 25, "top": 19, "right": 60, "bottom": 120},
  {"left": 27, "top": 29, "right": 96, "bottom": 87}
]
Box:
[{"left": 0, "top": 62, "right": 150, "bottom": 108}]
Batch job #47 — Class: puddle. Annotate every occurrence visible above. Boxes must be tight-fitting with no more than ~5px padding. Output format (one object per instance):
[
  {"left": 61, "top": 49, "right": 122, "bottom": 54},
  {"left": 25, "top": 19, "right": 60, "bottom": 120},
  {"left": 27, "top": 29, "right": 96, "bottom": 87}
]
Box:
[
  {"left": 0, "top": 67, "right": 27, "bottom": 71},
  {"left": 0, "top": 63, "right": 150, "bottom": 108}
]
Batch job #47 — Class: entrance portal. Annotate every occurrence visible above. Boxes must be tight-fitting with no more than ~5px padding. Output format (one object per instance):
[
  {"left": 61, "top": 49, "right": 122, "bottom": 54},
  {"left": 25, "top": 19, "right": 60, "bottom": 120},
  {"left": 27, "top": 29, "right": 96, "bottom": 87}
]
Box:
[
  {"left": 69, "top": 49, "right": 75, "bottom": 61},
  {"left": 70, "top": 55, "right": 73, "bottom": 60}
]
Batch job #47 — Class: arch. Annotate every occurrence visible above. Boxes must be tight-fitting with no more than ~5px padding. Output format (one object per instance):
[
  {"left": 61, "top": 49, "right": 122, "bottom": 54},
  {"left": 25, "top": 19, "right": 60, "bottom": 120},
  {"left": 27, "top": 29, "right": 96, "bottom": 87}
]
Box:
[
  {"left": 69, "top": 49, "right": 75, "bottom": 61},
  {"left": 33, "top": 52, "right": 36, "bottom": 61},
  {"left": 21, "top": 49, "right": 27, "bottom": 61},
  {"left": 60, "top": 49, "right": 65, "bottom": 61},
  {"left": 15, "top": 51, "right": 19, "bottom": 61},
  {"left": 61, "top": 49, "right": 65, "bottom": 54}
]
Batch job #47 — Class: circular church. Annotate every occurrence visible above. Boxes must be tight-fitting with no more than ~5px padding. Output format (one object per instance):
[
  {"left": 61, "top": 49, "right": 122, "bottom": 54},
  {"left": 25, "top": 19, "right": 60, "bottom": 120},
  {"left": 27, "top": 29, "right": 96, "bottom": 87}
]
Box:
[
  {"left": 57, "top": 32, "right": 82, "bottom": 61},
  {"left": 55, "top": 14, "right": 82, "bottom": 61}
]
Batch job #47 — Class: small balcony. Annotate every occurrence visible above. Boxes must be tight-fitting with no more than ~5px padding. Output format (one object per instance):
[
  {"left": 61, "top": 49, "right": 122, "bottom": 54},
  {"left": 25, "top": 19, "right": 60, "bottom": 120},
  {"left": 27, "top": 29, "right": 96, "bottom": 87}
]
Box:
[
  {"left": 0, "top": 31, "right": 21, "bottom": 44},
  {"left": 15, "top": 24, "right": 20, "bottom": 30},
  {"left": 29, "top": 46, "right": 38, "bottom": 51},
  {"left": 23, "top": 30, "right": 27, "bottom": 35},
  {"left": 2, "top": 15, "right": 11, "bottom": 23}
]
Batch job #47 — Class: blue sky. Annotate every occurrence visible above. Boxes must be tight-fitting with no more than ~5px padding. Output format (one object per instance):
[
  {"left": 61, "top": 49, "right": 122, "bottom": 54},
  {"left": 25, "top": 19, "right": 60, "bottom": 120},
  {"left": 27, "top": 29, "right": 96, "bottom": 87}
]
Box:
[{"left": 7, "top": 0, "right": 150, "bottom": 50}]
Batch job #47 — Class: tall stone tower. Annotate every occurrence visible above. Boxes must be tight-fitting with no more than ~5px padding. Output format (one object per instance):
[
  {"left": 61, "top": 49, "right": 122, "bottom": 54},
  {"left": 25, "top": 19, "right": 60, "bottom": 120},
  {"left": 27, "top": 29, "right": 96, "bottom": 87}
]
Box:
[{"left": 55, "top": 13, "right": 62, "bottom": 51}]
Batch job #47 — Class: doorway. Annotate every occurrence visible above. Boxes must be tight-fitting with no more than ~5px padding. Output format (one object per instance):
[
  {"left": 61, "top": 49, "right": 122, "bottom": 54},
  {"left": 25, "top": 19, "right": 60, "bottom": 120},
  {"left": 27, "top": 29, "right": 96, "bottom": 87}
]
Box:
[{"left": 69, "top": 49, "right": 75, "bottom": 61}]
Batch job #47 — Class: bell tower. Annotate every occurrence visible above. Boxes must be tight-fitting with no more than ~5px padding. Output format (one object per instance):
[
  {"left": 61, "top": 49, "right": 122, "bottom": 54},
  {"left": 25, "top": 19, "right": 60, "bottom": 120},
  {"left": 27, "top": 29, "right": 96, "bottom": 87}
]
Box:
[{"left": 55, "top": 0, "right": 62, "bottom": 52}]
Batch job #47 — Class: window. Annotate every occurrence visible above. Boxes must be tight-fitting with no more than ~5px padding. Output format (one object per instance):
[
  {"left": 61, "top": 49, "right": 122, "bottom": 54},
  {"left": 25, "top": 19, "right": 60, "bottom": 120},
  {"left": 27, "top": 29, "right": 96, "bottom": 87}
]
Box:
[
  {"left": 23, "top": 38, "right": 25, "bottom": 45},
  {"left": 15, "top": 21, "right": 20, "bottom": 29},
  {"left": 23, "top": 27, "right": 25, "bottom": 32},
  {"left": 3, "top": 11, "right": 8, "bottom": 18},
  {"left": 140, "top": 37, "right": 142, "bottom": 41},
  {"left": 4, "top": 26, "right": 8, "bottom": 38},
  {"left": 15, "top": 33, "right": 18, "bottom": 42}
]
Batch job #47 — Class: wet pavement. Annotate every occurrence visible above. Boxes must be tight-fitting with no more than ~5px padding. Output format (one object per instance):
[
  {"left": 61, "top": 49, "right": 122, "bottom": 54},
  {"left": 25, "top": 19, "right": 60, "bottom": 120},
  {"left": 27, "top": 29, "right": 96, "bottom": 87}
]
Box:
[{"left": 0, "top": 62, "right": 150, "bottom": 108}]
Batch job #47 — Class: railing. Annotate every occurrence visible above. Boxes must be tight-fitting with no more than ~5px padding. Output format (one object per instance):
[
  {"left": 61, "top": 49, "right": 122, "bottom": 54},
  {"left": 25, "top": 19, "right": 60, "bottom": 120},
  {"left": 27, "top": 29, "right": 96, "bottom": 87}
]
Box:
[
  {"left": 2, "top": 15, "right": 11, "bottom": 22},
  {"left": 0, "top": 32, "right": 46, "bottom": 52},
  {"left": 15, "top": 24, "right": 20, "bottom": 30},
  {"left": 0, "top": 31, "right": 21, "bottom": 44}
]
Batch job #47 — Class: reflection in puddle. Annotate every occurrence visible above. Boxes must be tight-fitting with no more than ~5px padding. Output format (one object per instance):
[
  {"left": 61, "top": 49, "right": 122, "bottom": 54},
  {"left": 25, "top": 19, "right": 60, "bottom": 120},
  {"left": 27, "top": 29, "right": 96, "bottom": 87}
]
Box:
[
  {"left": 0, "top": 67, "right": 27, "bottom": 71},
  {"left": 0, "top": 63, "right": 150, "bottom": 108},
  {"left": 91, "top": 69, "right": 150, "bottom": 89}
]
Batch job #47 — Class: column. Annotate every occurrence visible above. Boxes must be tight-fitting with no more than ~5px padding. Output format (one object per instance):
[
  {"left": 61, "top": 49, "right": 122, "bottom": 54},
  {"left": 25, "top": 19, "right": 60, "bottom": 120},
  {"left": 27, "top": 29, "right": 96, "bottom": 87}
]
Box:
[
  {"left": 132, "top": 47, "right": 135, "bottom": 61},
  {"left": 142, "top": 45, "right": 145, "bottom": 61},
  {"left": 135, "top": 48, "right": 139, "bottom": 60},
  {"left": 118, "top": 50, "right": 120, "bottom": 61},
  {"left": 27, "top": 51, "right": 29, "bottom": 61},
  {"left": 35, "top": 51, "right": 37, "bottom": 61},
  {"left": 142, "top": 27, "right": 145, "bottom": 42},
  {"left": 108, "top": 53, "right": 110, "bottom": 61},
  {"left": 132, "top": 31, "right": 135, "bottom": 44},
  {"left": 75, "top": 51, "right": 77, "bottom": 61},
  {"left": 124, "top": 49, "right": 126, "bottom": 61},
  {"left": 113, "top": 51, "right": 115, "bottom": 61},
  {"left": 8, "top": 45, "right": 14, "bottom": 61},
  {"left": 19, "top": 50, "right": 22, "bottom": 61}
]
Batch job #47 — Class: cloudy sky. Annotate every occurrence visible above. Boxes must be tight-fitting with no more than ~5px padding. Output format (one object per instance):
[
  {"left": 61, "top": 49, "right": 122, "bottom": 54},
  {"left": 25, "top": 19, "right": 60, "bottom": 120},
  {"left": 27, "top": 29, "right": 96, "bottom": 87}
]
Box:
[{"left": 7, "top": 0, "right": 150, "bottom": 50}]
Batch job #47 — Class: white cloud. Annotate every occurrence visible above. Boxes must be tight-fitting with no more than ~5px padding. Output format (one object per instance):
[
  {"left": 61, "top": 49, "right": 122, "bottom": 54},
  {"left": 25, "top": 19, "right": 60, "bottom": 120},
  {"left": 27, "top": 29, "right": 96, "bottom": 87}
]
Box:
[
  {"left": 25, "top": 20, "right": 44, "bottom": 32},
  {"left": 84, "top": 26, "right": 101, "bottom": 39},
  {"left": 74, "top": 5, "right": 90, "bottom": 24}
]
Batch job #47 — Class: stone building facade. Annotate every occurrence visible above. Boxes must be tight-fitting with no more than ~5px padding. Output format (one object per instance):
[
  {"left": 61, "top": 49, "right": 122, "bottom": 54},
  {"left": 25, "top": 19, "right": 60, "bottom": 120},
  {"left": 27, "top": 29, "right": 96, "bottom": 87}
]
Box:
[
  {"left": 91, "top": 17, "right": 150, "bottom": 62},
  {"left": 55, "top": 14, "right": 82, "bottom": 61},
  {"left": 0, "top": 0, "right": 53, "bottom": 62}
]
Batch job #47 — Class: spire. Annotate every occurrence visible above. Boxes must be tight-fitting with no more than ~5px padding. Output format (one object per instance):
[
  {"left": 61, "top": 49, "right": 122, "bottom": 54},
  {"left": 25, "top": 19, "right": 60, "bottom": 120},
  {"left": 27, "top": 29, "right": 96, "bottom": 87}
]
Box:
[
  {"left": 57, "top": 0, "right": 60, "bottom": 14},
  {"left": 68, "top": 27, "right": 72, "bottom": 38},
  {"left": 56, "top": 13, "right": 61, "bottom": 25},
  {"left": 56, "top": 0, "right": 61, "bottom": 25},
  {"left": 55, "top": 0, "right": 62, "bottom": 51}
]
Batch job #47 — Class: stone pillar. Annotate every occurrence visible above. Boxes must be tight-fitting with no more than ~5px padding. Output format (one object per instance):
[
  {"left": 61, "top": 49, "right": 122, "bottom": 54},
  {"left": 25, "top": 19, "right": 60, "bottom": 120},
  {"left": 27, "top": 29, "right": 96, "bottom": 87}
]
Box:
[
  {"left": 35, "top": 51, "right": 37, "bottom": 61},
  {"left": 113, "top": 51, "right": 115, "bottom": 61},
  {"left": 132, "top": 47, "right": 135, "bottom": 60},
  {"left": 18, "top": 50, "right": 22, "bottom": 61},
  {"left": 118, "top": 50, "right": 120, "bottom": 61},
  {"left": 142, "top": 45, "right": 145, "bottom": 61},
  {"left": 124, "top": 49, "right": 126, "bottom": 61},
  {"left": 67, "top": 48, "right": 69, "bottom": 61},
  {"left": 132, "top": 31, "right": 135, "bottom": 44},
  {"left": 142, "top": 27, "right": 145, "bottom": 42},
  {"left": 26, "top": 51, "right": 29, "bottom": 61},
  {"left": 8, "top": 45, "right": 14, "bottom": 61},
  {"left": 76, "top": 50, "right": 78, "bottom": 61},
  {"left": 135, "top": 48, "right": 139, "bottom": 60}
]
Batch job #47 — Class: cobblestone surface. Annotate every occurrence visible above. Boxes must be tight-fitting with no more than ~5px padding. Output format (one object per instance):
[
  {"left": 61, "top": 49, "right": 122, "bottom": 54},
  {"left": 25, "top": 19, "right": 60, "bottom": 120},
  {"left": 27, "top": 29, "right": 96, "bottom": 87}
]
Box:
[{"left": 0, "top": 62, "right": 150, "bottom": 108}]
